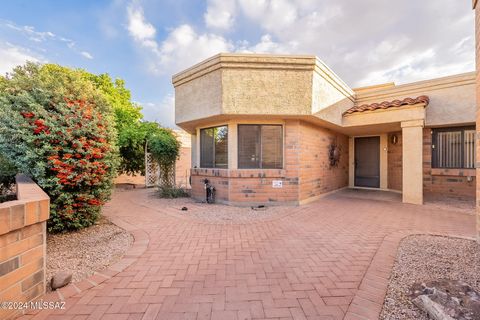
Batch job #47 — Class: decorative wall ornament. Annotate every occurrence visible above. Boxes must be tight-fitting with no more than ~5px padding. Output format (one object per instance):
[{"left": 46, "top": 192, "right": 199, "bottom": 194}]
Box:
[
  {"left": 391, "top": 134, "right": 398, "bottom": 145},
  {"left": 328, "top": 139, "right": 341, "bottom": 167}
]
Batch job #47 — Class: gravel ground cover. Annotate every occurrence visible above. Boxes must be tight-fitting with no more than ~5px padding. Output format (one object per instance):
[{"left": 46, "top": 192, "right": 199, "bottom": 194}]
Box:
[
  {"left": 380, "top": 235, "right": 480, "bottom": 320},
  {"left": 46, "top": 217, "right": 133, "bottom": 291},
  {"left": 131, "top": 188, "right": 297, "bottom": 224}
]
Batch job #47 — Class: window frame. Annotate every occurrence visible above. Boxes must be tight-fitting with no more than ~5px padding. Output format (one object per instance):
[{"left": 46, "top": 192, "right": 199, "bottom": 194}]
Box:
[
  {"left": 431, "top": 126, "right": 475, "bottom": 169},
  {"left": 199, "top": 125, "right": 228, "bottom": 169},
  {"left": 237, "top": 124, "right": 284, "bottom": 169}
]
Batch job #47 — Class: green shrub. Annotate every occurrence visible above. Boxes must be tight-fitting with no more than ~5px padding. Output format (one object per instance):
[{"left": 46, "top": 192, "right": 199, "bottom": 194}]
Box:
[
  {"left": 0, "top": 155, "right": 16, "bottom": 203},
  {"left": 158, "top": 186, "right": 189, "bottom": 198},
  {"left": 0, "top": 63, "right": 119, "bottom": 232}
]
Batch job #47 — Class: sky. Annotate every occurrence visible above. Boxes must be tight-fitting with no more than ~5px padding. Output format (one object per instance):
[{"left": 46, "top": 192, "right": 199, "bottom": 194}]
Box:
[{"left": 0, "top": 0, "right": 475, "bottom": 128}]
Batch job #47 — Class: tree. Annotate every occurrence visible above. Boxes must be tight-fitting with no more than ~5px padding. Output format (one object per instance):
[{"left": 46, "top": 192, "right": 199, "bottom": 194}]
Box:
[
  {"left": 80, "top": 72, "right": 145, "bottom": 175},
  {"left": 0, "top": 63, "right": 118, "bottom": 232}
]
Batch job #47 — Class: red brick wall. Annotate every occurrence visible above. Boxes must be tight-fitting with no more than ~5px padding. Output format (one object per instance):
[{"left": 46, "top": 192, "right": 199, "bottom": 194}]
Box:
[
  {"left": 299, "top": 121, "right": 348, "bottom": 201},
  {"left": 0, "top": 176, "right": 50, "bottom": 320},
  {"left": 387, "top": 129, "right": 475, "bottom": 199},
  {"left": 191, "top": 120, "right": 301, "bottom": 205},
  {"left": 191, "top": 120, "right": 348, "bottom": 205},
  {"left": 423, "top": 128, "right": 475, "bottom": 199},
  {"left": 387, "top": 132, "right": 402, "bottom": 191}
]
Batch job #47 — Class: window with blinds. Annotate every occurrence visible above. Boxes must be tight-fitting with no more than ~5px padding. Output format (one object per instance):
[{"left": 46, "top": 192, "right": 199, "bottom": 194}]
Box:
[
  {"left": 238, "top": 125, "right": 283, "bottom": 169},
  {"left": 200, "top": 126, "right": 228, "bottom": 168},
  {"left": 432, "top": 127, "right": 475, "bottom": 169}
]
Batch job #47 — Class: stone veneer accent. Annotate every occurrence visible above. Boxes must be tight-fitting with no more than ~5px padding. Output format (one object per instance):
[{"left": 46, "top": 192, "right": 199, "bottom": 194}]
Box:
[
  {"left": 0, "top": 175, "right": 50, "bottom": 320},
  {"left": 191, "top": 120, "right": 349, "bottom": 205}
]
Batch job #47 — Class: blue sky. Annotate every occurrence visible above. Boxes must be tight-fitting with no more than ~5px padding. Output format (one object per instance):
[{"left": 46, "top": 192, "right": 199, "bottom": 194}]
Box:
[{"left": 0, "top": 0, "right": 475, "bottom": 128}]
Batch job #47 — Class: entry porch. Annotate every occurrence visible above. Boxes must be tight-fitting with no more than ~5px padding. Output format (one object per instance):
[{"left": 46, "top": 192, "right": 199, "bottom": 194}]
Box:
[{"left": 343, "top": 96, "right": 428, "bottom": 204}]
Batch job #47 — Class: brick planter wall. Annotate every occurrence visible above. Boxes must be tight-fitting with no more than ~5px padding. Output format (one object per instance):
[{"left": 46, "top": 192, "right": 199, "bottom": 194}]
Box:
[{"left": 0, "top": 175, "right": 50, "bottom": 320}]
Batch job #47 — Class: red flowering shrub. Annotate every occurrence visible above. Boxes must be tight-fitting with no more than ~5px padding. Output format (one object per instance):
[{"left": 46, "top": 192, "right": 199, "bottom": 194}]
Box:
[{"left": 0, "top": 63, "right": 118, "bottom": 232}]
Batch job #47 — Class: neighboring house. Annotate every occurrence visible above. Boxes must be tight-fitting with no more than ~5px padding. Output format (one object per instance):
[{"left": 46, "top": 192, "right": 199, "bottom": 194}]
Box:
[
  {"left": 173, "top": 54, "right": 475, "bottom": 206},
  {"left": 115, "top": 129, "right": 192, "bottom": 188}
]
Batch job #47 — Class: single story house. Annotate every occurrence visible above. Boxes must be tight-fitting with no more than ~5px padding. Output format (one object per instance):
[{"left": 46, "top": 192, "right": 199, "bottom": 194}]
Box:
[{"left": 173, "top": 53, "right": 475, "bottom": 206}]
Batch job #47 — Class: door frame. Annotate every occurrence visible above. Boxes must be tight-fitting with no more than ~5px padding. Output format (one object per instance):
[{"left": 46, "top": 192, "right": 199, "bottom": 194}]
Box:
[{"left": 349, "top": 134, "right": 388, "bottom": 190}]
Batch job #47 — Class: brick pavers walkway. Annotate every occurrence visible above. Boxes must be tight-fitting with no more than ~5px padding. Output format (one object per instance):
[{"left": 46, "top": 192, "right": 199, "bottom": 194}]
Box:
[{"left": 23, "top": 189, "right": 475, "bottom": 320}]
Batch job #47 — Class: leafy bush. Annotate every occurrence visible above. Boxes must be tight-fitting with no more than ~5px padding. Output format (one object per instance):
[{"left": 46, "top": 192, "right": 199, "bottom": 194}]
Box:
[
  {"left": 0, "top": 154, "right": 16, "bottom": 203},
  {"left": 0, "top": 63, "right": 118, "bottom": 232},
  {"left": 158, "top": 186, "right": 189, "bottom": 198}
]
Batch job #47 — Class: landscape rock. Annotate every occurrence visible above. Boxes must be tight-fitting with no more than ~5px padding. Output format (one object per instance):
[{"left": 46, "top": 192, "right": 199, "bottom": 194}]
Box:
[
  {"left": 51, "top": 271, "right": 72, "bottom": 290},
  {"left": 410, "top": 280, "right": 480, "bottom": 320}
]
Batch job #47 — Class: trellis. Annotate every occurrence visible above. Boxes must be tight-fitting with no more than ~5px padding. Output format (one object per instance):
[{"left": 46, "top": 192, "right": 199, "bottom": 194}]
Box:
[
  {"left": 145, "top": 152, "right": 176, "bottom": 188},
  {"left": 145, "top": 152, "right": 159, "bottom": 187}
]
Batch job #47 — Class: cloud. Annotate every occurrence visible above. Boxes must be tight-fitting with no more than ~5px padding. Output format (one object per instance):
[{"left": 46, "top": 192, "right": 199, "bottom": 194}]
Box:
[
  {"left": 204, "top": 0, "right": 236, "bottom": 31},
  {"left": 238, "top": 34, "right": 297, "bottom": 54},
  {"left": 126, "top": 3, "right": 234, "bottom": 75},
  {"left": 3, "top": 21, "right": 56, "bottom": 42},
  {"left": 0, "top": 42, "right": 42, "bottom": 75},
  {"left": 0, "top": 20, "right": 95, "bottom": 63},
  {"left": 126, "top": 0, "right": 473, "bottom": 90},
  {"left": 137, "top": 93, "right": 176, "bottom": 128},
  {"left": 80, "top": 51, "right": 93, "bottom": 59},
  {"left": 158, "top": 25, "right": 233, "bottom": 74},
  {"left": 208, "top": 0, "right": 474, "bottom": 86},
  {"left": 126, "top": 4, "right": 156, "bottom": 42}
]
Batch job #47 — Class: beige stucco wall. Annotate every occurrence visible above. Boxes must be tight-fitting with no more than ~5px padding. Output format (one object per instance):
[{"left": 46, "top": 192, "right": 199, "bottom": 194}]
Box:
[
  {"left": 401, "top": 120, "right": 424, "bottom": 204},
  {"left": 173, "top": 53, "right": 354, "bottom": 132},
  {"left": 311, "top": 62, "right": 355, "bottom": 125},
  {"left": 221, "top": 68, "right": 312, "bottom": 115},
  {"left": 355, "top": 73, "right": 476, "bottom": 127},
  {"left": 174, "top": 69, "right": 223, "bottom": 125}
]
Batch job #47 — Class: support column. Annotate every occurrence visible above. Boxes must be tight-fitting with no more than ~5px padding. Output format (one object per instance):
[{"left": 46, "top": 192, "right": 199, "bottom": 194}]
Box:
[
  {"left": 191, "top": 132, "right": 198, "bottom": 168},
  {"left": 380, "top": 134, "right": 388, "bottom": 189},
  {"left": 401, "top": 120, "right": 424, "bottom": 204},
  {"left": 228, "top": 122, "right": 237, "bottom": 169}
]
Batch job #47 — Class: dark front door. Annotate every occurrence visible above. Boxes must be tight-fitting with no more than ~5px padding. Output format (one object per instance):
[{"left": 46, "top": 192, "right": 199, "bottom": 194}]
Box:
[{"left": 354, "top": 136, "right": 380, "bottom": 188}]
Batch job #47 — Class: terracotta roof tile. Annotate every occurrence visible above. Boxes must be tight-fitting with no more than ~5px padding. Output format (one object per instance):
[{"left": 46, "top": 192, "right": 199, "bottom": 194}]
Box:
[{"left": 343, "top": 95, "right": 429, "bottom": 115}]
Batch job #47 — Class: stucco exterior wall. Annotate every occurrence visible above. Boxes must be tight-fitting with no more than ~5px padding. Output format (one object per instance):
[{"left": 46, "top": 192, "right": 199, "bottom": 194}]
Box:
[
  {"left": 355, "top": 73, "right": 476, "bottom": 127},
  {"left": 221, "top": 68, "right": 312, "bottom": 115},
  {"left": 174, "top": 69, "right": 223, "bottom": 125},
  {"left": 173, "top": 54, "right": 355, "bottom": 133}
]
